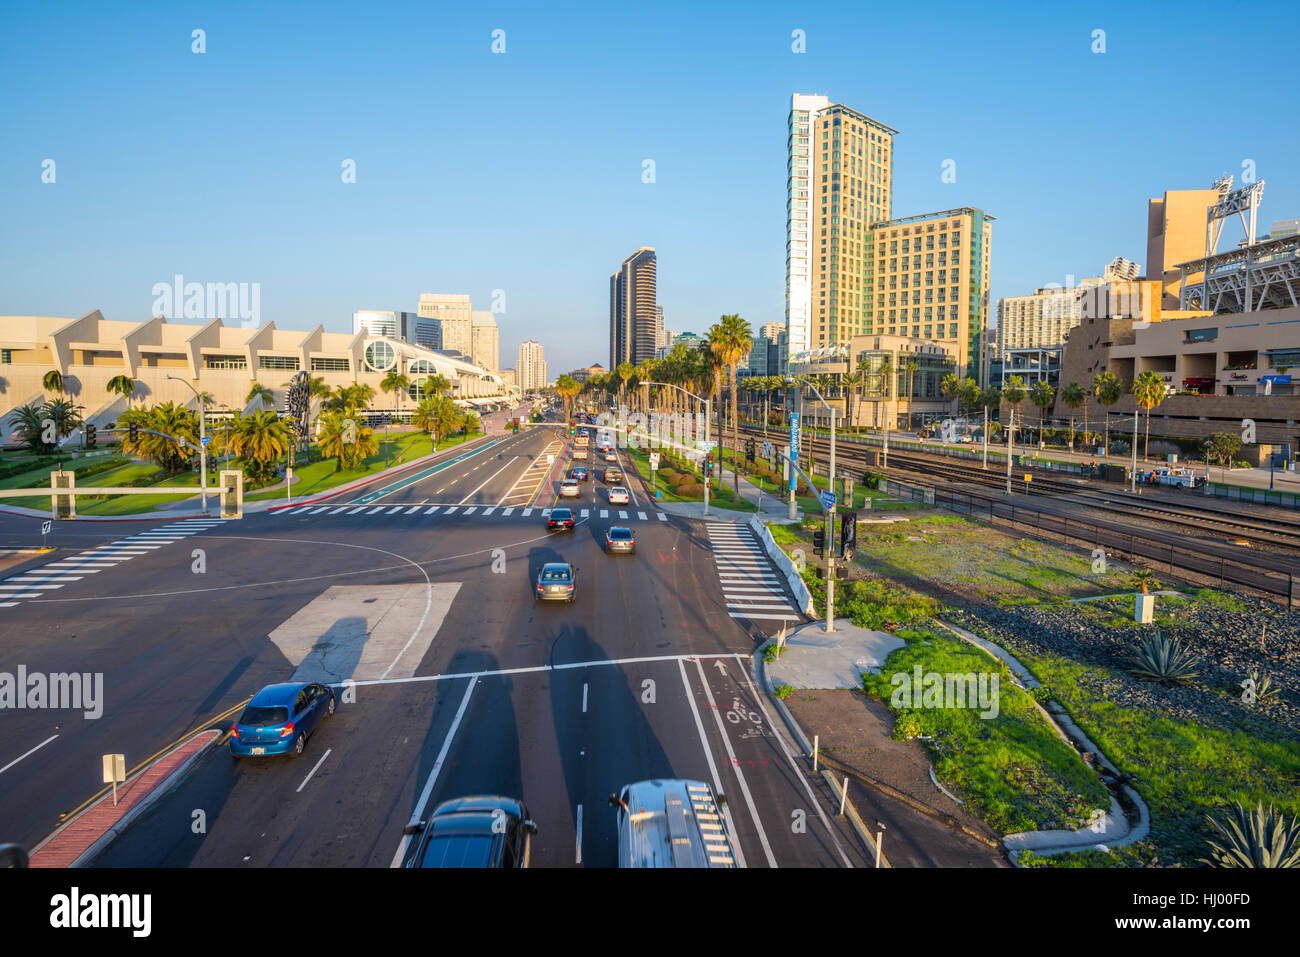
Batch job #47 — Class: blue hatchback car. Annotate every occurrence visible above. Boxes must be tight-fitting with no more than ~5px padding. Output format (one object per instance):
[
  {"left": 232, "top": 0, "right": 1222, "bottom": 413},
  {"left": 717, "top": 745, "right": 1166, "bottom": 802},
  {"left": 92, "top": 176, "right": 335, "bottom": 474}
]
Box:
[{"left": 230, "top": 682, "right": 335, "bottom": 758}]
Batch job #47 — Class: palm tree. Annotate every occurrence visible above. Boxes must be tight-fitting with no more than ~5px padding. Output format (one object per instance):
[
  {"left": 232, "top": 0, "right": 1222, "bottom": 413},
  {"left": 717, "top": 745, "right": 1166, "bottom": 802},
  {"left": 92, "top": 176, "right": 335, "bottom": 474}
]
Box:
[
  {"left": 1132, "top": 370, "right": 1168, "bottom": 461},
  {"left": 1028, "top": 380, "right": 1056, "bottom": 449},
  {"left": 940, "top": 372, "right": 962, "bottom": 419},
  {"left": 903, "top": 360, "right": 919, "bottom": 433},
  {"left": 1093, "top": 372, "right": 1122, "bottom": 457},
  {"left": 380, "top": 369, "right": 411, "bottom": 417},
  {"left": 42, "top": 369, "right": 65, "bottom": 397},
  {"left": 106, "top": 374, "right": 137, "bottom": 408},
  {"left": 842, "top": 371, "right": 864, "bottom": 434},
  {"left": 708, "top": 314, "right": 753, "bottom": 495},
  {"left": 1060, "top": 382, "right": 1085, "bottom": 452},
  {"left": 554, "top": 374, "right": 581, "bottom": 424},
  {"left": 1002, "top": 375, "right": 1027, "bottom": 459},
  {"left": 222, "top": 409, "right": 294, "bottom": 482},
  {"left": 6, "top": 403, "right": 56, "bottom": 452},
  {"left": 127, "top": 401, "right": 198, "bottom": 472},
  {"left": 314, "top": 409, "right": 378, "bottom": 470},
  {"left": 977, "top": 384, "right": 1001, "bottom": 468},
  {"left": 877, "top": 355, "right": 894, "bottom": 434},
  {"left": 246, "top": 383, "right": 275, "bottom": 410}
]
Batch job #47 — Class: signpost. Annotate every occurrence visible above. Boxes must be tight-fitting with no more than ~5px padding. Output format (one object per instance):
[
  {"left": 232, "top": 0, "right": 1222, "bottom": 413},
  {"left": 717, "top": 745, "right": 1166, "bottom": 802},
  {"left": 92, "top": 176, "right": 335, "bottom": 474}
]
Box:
[
  {"left": 41, "top": 520, "right": 51, "bottom": 548},
  {"left": 102, "top": 753, "right": 126, "bottom": 807},
  {"left": 649, "top": 452, "right": 660, "bottom": 498},
  {"left": 788, "top": 413, "right": 800, "bottom": 520},
  {"left": 819, "top": 489, "right": 837, "bottom": 510}
]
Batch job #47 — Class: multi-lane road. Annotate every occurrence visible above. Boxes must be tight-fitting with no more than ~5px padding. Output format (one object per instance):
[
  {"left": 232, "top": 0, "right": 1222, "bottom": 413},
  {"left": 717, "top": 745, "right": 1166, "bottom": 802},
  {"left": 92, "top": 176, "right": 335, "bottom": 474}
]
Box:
[{"left": 0, "top": 414, "right": 866, "bottom": 867}]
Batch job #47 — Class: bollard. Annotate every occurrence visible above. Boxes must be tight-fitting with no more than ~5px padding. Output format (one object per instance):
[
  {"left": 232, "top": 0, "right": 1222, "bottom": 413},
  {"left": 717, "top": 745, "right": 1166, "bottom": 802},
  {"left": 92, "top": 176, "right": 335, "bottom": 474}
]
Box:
[
  {"left": 812, "top": 734, "right": 819, "bottom": 772},
  {"left": 838, "top": 776, "right": 849, "bottom": 816}
]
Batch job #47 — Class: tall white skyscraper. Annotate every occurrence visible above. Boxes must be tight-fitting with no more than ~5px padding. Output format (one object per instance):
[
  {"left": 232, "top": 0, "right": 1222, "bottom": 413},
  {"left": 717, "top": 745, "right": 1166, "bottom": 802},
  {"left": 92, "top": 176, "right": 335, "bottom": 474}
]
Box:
[
  {"left": 517, "top": 339, "right": 547, "bottom": 391},
  {"left": 785, "top": 93, "right": 830, "bottom": 359},
  {"left": 471, "top": 311, "right": 500, "bottom": 373},
  {"left": 418, "top": 293, "right": 473, "bottom": 357}
]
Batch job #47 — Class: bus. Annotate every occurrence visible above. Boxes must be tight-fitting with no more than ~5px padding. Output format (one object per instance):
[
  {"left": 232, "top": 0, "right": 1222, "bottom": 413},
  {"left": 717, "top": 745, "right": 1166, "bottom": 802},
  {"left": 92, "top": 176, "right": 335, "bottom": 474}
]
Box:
[{"left": 608, "top": 779, "right": 736, "bottom": 867}]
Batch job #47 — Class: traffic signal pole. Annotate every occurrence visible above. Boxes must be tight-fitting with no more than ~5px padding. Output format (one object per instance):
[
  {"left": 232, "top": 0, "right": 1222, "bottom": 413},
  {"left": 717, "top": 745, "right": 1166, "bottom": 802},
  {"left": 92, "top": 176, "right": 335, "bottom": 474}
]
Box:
[{"left": 826, "top": 407, "right": 836, "bottom": 634}]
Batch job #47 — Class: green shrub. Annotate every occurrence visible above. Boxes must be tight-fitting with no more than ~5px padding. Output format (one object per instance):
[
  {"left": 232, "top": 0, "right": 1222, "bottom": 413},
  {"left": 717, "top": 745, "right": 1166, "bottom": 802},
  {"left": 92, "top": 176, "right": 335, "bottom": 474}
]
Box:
[
  {"left": 892, "top": 711, "right": 923, "bottom": 740},
  {"left": 773, "top": 683, "right": 794, "bottom": 700},
  {"left": 1128, "top": 630, "right": 1201, "bottom": 686},
  {"left": 677, "top": 482, "right": 704, "bottom": 497}
]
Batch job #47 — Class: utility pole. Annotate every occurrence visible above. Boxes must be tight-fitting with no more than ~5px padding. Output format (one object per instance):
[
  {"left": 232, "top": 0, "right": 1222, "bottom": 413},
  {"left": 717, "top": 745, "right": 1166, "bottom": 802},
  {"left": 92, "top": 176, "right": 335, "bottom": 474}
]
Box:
[
  {"left": 825, "top": 406, "right": 837, "bottom": 634},
  {"left": 1005, "top": 407, "right": 1014, "bottom": 495},
  {"left": 1130, "top": 413, "right": 1139, "bottom": 493}
]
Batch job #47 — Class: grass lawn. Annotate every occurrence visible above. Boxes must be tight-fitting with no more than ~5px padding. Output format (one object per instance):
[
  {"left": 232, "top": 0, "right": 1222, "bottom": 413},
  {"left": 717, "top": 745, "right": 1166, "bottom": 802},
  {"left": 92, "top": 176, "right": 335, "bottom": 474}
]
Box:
[{"left": 624, "top": 445, "right": 756, "bottom": 511}]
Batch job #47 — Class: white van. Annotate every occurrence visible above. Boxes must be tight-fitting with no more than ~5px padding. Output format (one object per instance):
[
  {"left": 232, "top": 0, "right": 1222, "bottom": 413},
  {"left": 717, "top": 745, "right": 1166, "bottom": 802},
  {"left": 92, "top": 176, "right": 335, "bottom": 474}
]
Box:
[{"left": 608, "top": 779, "right": 736, "bottom": 867}]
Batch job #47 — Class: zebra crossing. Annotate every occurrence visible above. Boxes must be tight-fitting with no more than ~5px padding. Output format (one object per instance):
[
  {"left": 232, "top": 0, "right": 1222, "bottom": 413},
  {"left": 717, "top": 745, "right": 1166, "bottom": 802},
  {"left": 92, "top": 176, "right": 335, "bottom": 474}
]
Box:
[
  {"left": 272, "top": 503, "right": 671, "bottom": 524},
  {"left": 0, "top": 517, "right": 225, "bottom": 609},
  {"left": 706, "top": 523, "right": 803, "bottom": 623}
]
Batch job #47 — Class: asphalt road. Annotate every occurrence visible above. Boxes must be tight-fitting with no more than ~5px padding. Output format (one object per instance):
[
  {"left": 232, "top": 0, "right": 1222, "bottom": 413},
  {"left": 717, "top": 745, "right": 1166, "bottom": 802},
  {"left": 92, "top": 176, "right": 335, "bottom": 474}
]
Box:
[{"left": 1, "top": 416, "right": 864, "bottom": 866}]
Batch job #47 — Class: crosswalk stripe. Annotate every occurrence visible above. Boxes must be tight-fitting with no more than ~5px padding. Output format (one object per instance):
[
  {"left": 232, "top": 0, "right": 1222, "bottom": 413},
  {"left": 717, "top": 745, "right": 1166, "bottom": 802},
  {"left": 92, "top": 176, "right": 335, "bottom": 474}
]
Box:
[
  {"left": 482, "top": 507, "right": 496, "bottom": 516},
  {"left": 444, "top": 507, "right": 458, "bottom": 515},
  {"left": 502, "top": 508, "right": 514, "bottom": 516},
  {"left": 462, "top": 507, "right": 477, "bottom": 515},
  {"left": 656, "top": 512, "right": 667, "bottom": 521},
  {"left": 386, "top": 506, "right": 403, "bottom": 514},
  {"left": 600, "top": 510, "right": 608, "bottom": 518},
  {"left": 349, "top": 506, "right": 368, "bottom": 513},
  {"left": 618, "top": 511, "right": 628, "bottom": 519},
  {"left": 405, "top": 506, "right": 422, "bottom": 514},
  {"left": 727, "top": 602, "right": 796, "bottom": 610},
  {"left": 0, "top": 583, "right": 65, "bottom": 590},
  {"left": 542, "top": 508, "right": 552, "bottom": 516},
  {"left": 366, "top": 507, "right": 385, "bottom": 514},
  {"left": 729, "top": 612, "right": 802, "bottom": 621},
  {"left": 309, "top": 506, "right": 331, "bottom": 514},
  {"left": 329, "top": 507, "right": 349, "bottom": 514},
  {"left": 425, "top": 506, "right": 439, "bottom": 514},
  {"left": 0, "top": 602, "right": 19, "bottom": 607},
  {"left": 637, "top": 511, "right": 647, "bottom": 520},
  {"left": 580, "top": 509, "right": 589, "bottom": 518},
  {"left": 522, "top": 508, "right": 533, "bottom": 517}
]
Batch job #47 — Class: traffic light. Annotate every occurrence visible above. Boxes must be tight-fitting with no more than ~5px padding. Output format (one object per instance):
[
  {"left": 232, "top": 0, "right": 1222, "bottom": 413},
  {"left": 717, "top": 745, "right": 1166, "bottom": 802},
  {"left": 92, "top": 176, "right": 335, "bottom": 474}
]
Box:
[
  {"left": 569, "top": 421, "right": 575, "bottom": 435},
  {"left": 745, "top": 439, "right": 755, "bottom": 462},
  {"left": 705, "top": 452, "right": 713, "bottom": 475},
  {"left": 129, "top": 421, "right": 139, "bottom": 442},
  {"left": 812, "top": 527, "right": 825, "bottom": 558},
  {"left": 839, "top": 512, "right": 857, "bottom": 561},
  {"left": 85, "top": 424, "right": 96, "bottom": 449}
]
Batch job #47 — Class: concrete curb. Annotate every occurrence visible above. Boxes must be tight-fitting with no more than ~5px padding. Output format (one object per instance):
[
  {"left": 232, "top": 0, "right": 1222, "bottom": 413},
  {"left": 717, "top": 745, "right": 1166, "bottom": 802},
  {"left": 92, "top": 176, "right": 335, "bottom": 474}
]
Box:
[
  {"left": 930, "top": 617, "right": 1152, "bottom": 861},
  {"left": 31, "top": 729, "right": 221, "bottom": 868},
  {"left": 749, "top": 515, "right": 815, "bottom": 616},
  {"left": 753, "top": 640, "right": 881, "bottom": 864}
]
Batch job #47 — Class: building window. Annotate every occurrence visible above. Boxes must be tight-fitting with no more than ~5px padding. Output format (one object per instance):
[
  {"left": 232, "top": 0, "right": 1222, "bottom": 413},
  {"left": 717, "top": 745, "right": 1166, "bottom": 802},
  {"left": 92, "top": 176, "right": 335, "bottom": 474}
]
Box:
[
  {"left": 258, "top": 355, "right": 300, "bottom": 371},
  {"left": 310, "top": 357, "right": 350, "bottom": 372},
  {"left": 204, "top": 355, "right": 248, "bottom": 370},
  {"left": 0, "top": 349, "right": 10, "bottom": 364},
  {"left": 364, "top": 341, "right": 397, "bottom": 372}
]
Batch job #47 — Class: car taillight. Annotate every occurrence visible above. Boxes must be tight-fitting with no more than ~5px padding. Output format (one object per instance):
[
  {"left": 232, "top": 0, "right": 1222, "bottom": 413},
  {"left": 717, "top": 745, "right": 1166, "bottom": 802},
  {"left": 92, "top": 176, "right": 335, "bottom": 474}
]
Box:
[
  {"left": 566, "top": 584, "right": 574, "bottom": 591},
  {"left": 537, "top": 585, "right": 544, "bottom": 593},
  {"left": 279, "top": 721, "right": 295, "bottom": 738},
  {"left": 230, "top": 724, "right": 239, "bottom": 739}
]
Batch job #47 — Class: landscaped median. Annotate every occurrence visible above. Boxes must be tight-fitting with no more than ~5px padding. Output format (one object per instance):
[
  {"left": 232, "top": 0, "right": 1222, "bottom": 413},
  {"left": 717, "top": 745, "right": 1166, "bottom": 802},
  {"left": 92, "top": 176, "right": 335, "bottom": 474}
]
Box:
[
  {"left": 622, "top": 442, "right": 757, "bottom": 511},
  {"left": 763, "top": 512, "right": 1300, "bottom": 867}
]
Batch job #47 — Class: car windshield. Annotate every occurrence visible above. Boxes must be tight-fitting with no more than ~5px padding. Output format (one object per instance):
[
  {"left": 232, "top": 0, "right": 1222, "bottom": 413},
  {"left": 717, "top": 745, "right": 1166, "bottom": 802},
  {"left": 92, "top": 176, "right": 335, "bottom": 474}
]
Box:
[
  {"left": 610, "top": 529, "right": 632, "bottom": 540},
  {"left": 541, "top": 568, "right": 570, "bottom": 582},
  {"left": 612, "top": 488, "right": 626, "bottom": 495},
  {"left": 240, "top": 705, "right": 289, "bottom": 727}
]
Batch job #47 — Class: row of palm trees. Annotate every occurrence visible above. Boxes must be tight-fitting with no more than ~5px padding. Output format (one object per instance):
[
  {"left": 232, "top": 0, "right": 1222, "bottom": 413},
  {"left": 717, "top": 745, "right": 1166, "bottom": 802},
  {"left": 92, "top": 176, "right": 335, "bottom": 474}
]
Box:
[{"left": 572, "top": 315, "right": 755, "bottom": 494}]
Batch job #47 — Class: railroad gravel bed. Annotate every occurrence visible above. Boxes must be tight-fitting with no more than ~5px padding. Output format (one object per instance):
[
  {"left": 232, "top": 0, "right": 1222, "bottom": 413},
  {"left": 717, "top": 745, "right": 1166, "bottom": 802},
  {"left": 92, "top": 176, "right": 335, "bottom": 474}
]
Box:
[{"left": 945, "top": 595, "right": 1300, "bottom": 734}]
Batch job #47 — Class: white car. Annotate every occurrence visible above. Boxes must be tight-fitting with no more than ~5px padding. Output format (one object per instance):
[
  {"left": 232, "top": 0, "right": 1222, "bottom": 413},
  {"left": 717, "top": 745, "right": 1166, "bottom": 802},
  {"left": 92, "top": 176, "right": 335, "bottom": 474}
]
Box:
[
  {"left": 573, "top": 448, "right": 588, "bottom": 460},
  {"left": 608, "top": 487, "right": 630, "bottom": 505},
  {"left": 604, "top": 451, "right": 618, "bottom": 463},
  {"left": 560, "top": 480, "right": 580, "bottom": 498}
]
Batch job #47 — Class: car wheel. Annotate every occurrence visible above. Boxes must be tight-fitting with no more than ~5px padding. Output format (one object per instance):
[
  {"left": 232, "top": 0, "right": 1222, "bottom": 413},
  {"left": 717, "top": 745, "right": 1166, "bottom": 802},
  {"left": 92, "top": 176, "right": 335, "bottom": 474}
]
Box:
[
  {"left": 327, "top": 695, "right": 336, "bottom": 716},
  {"left": 292, "top": 732, "right": 306, "bottom": 757}
]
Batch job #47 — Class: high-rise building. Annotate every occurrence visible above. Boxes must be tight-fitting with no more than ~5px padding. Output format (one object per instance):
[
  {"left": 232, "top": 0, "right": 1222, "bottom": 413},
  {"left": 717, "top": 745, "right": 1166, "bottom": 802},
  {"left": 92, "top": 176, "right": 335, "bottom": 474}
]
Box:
[
  {"left": 869, "top": 208, "right": 993, "bottom": 384},
  {"left": 1269, "top": 218, "right": 1300, "bottom": 240},
  {"left": 997, "top": 285, "right": 1087, "bottom": 354},
  {"left": 798, "top": 100, "right": 898, "bottom": 355},
  {"left": 761, "top": 321, "right": 784, "bottom": 341},
  {"left": 654, "top": 305, "right": 665, "bottom": 354},
  {"left": 470, "top": 311, "right": 499, "bottom": 373},
  {"left": 353, "top": 310, "right": 440, "bottom": 350},
  {"left": 1103, "top": 257, "right": 1141, "bottom": 282},
  {"left": 517, "top": 339, "right": 547, "bottom": 392},
  {"left": 418, "top": 293, "right": 473, "bottom": 357},
  {"left": 610, "top": 247, "right": 658, "bottom": 368},
  {"left": 1146, "top": 188, "right": 1220, "bottom": 310},
  {"left": 785, "top": 93, "right": 831, "bottom": 360}
]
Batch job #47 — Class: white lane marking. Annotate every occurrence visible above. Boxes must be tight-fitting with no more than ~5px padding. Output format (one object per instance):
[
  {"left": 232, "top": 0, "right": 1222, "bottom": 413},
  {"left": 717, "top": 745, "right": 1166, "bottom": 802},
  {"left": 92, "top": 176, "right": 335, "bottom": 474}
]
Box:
[
  {"left": 458, "top": 457, "right": 518, "bottom": 505},
  {"left": 728, "top": 612, "right": 803, "bottom": 620},
  {"left": 0, "top": 584, "right": 65, "bottom": 590},
  {"left": 502, "top": 508, "right": 514, "bottom": 516},
  {"left": 330, "top": 507, "right": 350, "bottom": 514},
  {"left": 386, "top": 506, "right": 403, "bottom": 514},
  {"left": 637, "top": 511, "right": 647, "bottom": 520},
  {"left": 462, "top": 507, "right": 477, "bottom": 515},
  {"left": 657, "top": 513, "right": 667, "bottom": 521},
  {"left": 366, "top": 507, "right": 385, "bottom": 514},
  {"left": 522, "top": 508, "right": 533, "bottom": 517},
  {"left": 582, "top": 682, "right": 588, "bottom": 713},
  {"left": 425, "top": 506, "right": 439, "bottom": 514},
  {"left": 349, "top": 506, "right": 368, "bottom": 513},
  {"left": 0, "top": 734, "right": 59, "bottom": 777},
  {"left": 296, "top": 748, "right": 332, "bottom": 793},
  {"left": 576, "top": 804, "right": 583, "bottom": 865},
  {"left": 600, "top": 510, "right": 608, "bottom": 518},
  {"left": 676, "top": 659, "right": 747, "bottom": 869},
  {"left": 693, "top": 657, "right": 777, "bottom": 868},
  {"left": 735, "top": 666, "right": 854, "bottom": 869},
  {"left": 444, "top": 507, "right": 458, "bottom": 515},
  {"left": 4, "top": 575, "right": 81, "bottom": 582},
  {"left": 0, "top": 602, "right": 19, "bottom": 607},
  {"left": 618, "top": 511, "right": 628, "bottom": 519},
  {"left": 391, "top": 676, "right": 479, "bottom": 868},
  {"left": 481, "top": 507, "right": 496, "bottom": 516},
  {"left": 405, "top": 506, "right": 422, "bottom": 514},
  {"left": 727, "top": 602, "right": 798, "bottom": 611}
]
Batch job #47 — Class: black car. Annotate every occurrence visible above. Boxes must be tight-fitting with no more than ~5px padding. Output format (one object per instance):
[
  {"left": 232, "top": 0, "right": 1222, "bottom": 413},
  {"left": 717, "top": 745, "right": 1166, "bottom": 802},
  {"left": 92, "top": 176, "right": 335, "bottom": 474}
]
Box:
[
  {"left": 547, "top": 507, "right": 575, "bottom": 531},
  {"left": 402, "top": 796, "right": 537, "bottom": 868}
]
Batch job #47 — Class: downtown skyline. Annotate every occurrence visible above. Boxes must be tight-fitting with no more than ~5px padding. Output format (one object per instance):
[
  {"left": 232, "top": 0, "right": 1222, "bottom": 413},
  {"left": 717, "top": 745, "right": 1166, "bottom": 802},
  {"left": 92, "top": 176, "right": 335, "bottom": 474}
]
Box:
[{"left": 3, "top": 1, "right": 1298, "bottom": 377}]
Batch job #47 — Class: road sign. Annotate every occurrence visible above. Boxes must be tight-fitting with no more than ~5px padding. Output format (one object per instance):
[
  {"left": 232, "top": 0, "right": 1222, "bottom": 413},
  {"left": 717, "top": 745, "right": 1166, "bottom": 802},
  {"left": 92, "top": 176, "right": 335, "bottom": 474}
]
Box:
[
  {"left": 763, "top": 440, "right": 772, "bottom": 459},
  {"left": 819, "top": 489, "right": 837, "bottom": 509},
  {"left": 649, "top": 453, "right": 660, "bottom": 470},
  {"left": 788, "top": 412, "right": 800, "bottom": 458},
  {"left": 201, "top": 435, "right": 211, "bottom": 446},
  {"left": 42, "top": 521, "right": 51, "bottom": 535},
  {"left": 698, "top": 440, "right": 717, "bottom": 452}
]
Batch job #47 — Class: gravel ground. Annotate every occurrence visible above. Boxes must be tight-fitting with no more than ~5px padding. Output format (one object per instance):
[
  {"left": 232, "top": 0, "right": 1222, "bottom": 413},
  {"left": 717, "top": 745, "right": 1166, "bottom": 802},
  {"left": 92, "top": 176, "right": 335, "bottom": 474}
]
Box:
[{"left": 946, "top": 594, "right": 1300, "bottom": 735}]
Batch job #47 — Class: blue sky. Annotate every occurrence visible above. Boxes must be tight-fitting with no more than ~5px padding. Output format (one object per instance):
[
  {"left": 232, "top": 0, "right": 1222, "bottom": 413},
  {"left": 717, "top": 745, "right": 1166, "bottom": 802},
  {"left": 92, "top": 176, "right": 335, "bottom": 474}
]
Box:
[{"left": 2, "top": 0, "right": 1296, "bottom": 375}]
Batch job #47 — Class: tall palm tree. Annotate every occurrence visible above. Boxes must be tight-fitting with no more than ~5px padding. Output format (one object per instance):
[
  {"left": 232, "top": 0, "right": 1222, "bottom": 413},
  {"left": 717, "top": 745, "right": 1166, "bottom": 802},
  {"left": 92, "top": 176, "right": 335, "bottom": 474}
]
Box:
[
  {"left": 978, "top": 384, "right": 1001, "bottom": 468},
  {"left": 940, "top": 372, "right": 962, "bottom": 419},
  {"left": 842, "top": 370, "right": 864, "bottom": 434},
  {"left": 877, "top": 355, "right": 894, "bottom": 434},
  {"left": 1002, "top": 375, "right": 1027, "bottom": 457},
  {"left": 221, "top": 409, "right": 294, "bottom": 482},
  {"left": 708, "top": 314, "right": 753, "bottom": 495},
  {"left": 1132, "top": 370, "right": 1168, "bottom": 461},
  {"left": 1093, "top": 371, "right": 1122, "bottom": 457},
  {"left": 1060, "top": 381, "right": 1085, "bottom": 452},
  {"left": 903, "top": 360, "right": 919, "bottom": 433},
  {"left": 1028, "top": 380, "right": 1056, "bottom": 448},
  {"left": 246, "top": 383, "right": 275, "bottom": 410},
  {"left": 380, "top": 369, "right": 411, "bottom": 417},
  {"left": 314, "top": 409, "right": 378, "bottom": 471},
  {"left": 554, "top": 373, "right": 580, "bottom": 423}
]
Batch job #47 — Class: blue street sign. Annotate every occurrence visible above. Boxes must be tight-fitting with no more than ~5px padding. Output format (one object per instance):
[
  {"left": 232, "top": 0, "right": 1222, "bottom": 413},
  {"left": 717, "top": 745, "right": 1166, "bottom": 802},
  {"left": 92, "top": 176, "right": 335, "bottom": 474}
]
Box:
[
  {"left": 201, "top": 435, "right": 212, "bottom": 446},
  {"left": 819, "top": 489, "right": 837, "bottom": 509},
  {"left": 788, "top": 413, "right": 800, "bottom": 492}
]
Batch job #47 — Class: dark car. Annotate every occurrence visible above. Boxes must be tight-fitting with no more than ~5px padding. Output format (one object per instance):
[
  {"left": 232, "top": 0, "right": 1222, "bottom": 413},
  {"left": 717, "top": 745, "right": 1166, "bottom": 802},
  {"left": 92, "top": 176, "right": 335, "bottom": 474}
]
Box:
[
  {"left": 605, "top": 526, "right": 635, "bottom": 554},
  {"left": 570, "top": 466, "right": 590, "bottom": 481},
  {"left": 230, "top": 682, "right": 335, "bottom": 758},
  {"left": 604, "top": 466, "right": 624, "bottom": 484},
  {"left": 536, "top": 562, "right": 578, "bottom": 602},
  {"left": 547, "top": 507, "right": 575, "bottom": 531},
  {"left": 402, "top": 796, "right": 537, "bottom": 868}
]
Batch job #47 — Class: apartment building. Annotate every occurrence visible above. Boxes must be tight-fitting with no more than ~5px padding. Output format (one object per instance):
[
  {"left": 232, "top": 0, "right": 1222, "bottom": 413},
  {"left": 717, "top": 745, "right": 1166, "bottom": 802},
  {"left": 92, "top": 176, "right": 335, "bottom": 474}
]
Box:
[
  {"left": 517, "top": 339, "right": 547, "bottom": 392},
  {"left": 418, "top": 293, "right": 474, "bottom": 357},
  {"left": 470, "top": 311, "right": 500, "bottom": 373}
]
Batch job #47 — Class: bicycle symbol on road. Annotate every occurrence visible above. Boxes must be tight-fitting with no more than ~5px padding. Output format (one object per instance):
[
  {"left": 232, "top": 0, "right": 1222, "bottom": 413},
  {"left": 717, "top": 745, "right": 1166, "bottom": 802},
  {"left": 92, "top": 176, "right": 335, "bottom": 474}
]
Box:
[{"left": 725, "top": 697, "right": 767, "bottom": 738}]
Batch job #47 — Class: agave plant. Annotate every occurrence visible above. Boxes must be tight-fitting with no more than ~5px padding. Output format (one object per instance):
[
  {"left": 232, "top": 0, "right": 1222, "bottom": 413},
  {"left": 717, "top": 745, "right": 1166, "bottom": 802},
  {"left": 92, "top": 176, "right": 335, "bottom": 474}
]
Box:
[
  {"left": 1243, "top": 668, "right": 1281, "bottom": 705},
  {"left": 1200, "top": 801, "right": 1300, "bottom": 868},
  {"left": 1128, "top": 630, "right": 1200, "bottom": 686}
]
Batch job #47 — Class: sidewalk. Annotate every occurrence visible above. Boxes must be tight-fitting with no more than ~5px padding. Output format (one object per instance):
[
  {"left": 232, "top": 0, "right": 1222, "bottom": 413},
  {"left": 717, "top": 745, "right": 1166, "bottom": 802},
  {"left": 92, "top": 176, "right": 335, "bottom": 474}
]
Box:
[{"left": 650, "top": 461, "right": 797, "bottom": 523}]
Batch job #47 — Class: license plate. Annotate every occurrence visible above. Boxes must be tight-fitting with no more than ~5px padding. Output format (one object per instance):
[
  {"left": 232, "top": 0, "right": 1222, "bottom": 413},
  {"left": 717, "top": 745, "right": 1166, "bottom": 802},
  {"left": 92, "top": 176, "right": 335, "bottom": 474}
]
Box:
[{"left": 250, "top": 747, "right": 265, "bottom": 755}]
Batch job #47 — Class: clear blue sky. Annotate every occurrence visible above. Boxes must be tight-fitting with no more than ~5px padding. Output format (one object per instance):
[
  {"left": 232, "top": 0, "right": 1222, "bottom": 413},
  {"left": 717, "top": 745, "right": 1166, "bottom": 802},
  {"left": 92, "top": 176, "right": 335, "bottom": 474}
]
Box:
[{"left": 2, "top": 0, "right": 1296, "bottom": 376}]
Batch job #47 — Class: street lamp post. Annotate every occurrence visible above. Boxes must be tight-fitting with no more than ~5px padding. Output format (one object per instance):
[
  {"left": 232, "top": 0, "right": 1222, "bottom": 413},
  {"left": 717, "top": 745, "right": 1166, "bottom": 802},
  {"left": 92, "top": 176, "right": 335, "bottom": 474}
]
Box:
[
  {"left": 788, "top": 376, "right": 837, "bottom": 634},
  {"left": 645, "top": 380, "right": 710, "bottom": 517},
  {"left": 1131, "top": 412, "right": 1140, "bottom": 493},
  {"left": 166, "top": 376, "right": 208, "bottom": 515}
]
